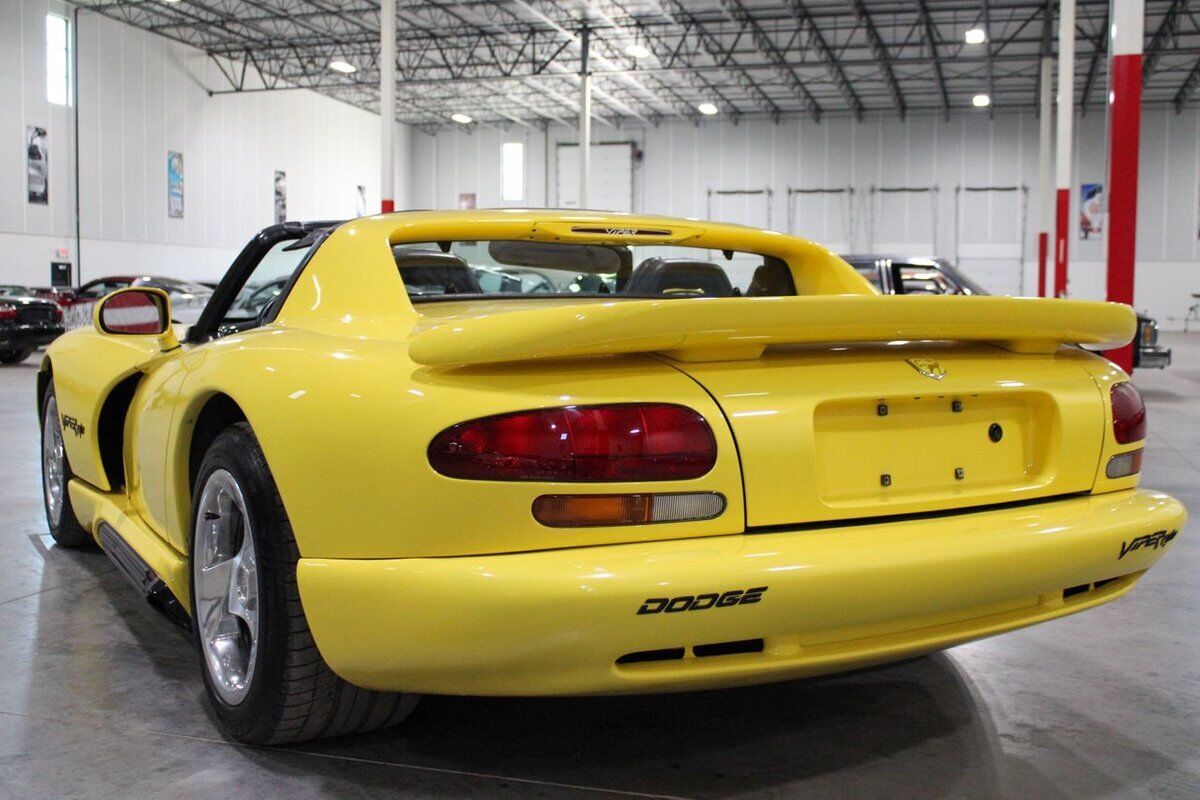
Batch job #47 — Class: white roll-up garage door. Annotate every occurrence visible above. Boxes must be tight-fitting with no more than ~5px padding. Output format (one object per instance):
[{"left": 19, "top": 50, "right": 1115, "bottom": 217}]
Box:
[{"left": 556, "top": 142, "right": 634, "bottom": 211}]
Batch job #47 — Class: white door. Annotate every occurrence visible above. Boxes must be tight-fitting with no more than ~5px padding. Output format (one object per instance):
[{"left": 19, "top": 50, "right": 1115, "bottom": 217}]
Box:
[
  {"left": 708, "top": 189, "right": 772, "bottom": 229},
  {"left": 869, "top": 186, "right": 938, "bottom": 254},
  {"left": 954, "top": 186, "right": 1027, "bottom": 296},
  {"left": 557, "top": 142, "right": 634, "bottom": 211},
  {"left": 788, "top": 188, "right": 853, "bottom": 251}
]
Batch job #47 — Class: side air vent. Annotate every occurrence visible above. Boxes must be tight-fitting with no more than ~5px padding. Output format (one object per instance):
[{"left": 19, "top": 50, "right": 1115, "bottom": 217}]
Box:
[
  {"left": 615, "top": 647, "right": 685, "bottom": 665},
  {"left": 1063, "top": 576, "right": 1124, "bottom": 601},
  {"left": 692, "top": 638, "right": 764, "bottom": 658},
  {"left": 616, "top": 638, "right": 766, "bottom": 666}
]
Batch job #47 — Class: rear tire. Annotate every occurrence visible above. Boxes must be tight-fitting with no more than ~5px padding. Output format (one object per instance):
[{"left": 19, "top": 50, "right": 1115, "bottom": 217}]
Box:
[
  {"left": 189, "top": 422, "right": 418, "bottom": 744},
  {"left": 41, "top": 385, "right": 92, "bottom": 548},
  {"left": 1, "top": 349, "right": 33, "bottom": 364}
]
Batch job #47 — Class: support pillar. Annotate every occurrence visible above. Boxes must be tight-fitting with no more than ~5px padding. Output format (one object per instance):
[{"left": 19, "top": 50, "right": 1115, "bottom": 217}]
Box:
[
  {"left": 1036, "top": 4, "right": 1054, "bottom": 297},
  {"left": 1105, "top": 0, "right": 1144, "bottom": 372},
  {"left": 1053, "top": 0, "right": 1075, "bottom": 298},
  {"left": 1038, "top": 57, "right": 1053, "bottom": 297},
  {"left": 380, "top": 0, "right": 396, "bottom": 213},
  {"left": 578, "top": 27, "right": 591, "bottom": 209}
]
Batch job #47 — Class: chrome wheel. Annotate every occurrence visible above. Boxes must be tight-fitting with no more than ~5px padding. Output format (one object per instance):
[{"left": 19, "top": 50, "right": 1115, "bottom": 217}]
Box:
[
  {"left": 194, "top": 469, "right": 259, "bottom": 706},
  {"left": 42, "top": 395, "right": 65, "bottom": 526}
]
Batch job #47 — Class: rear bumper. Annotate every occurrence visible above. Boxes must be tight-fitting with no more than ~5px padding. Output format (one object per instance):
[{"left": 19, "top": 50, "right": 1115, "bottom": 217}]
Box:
[
  {"left": 1137, "top": 344, "right": 1171, "bottom": 369},
  {"left": 0, "top": 324, "right": 63, "bottom": 350},
  {"left": 297, "top": 489, "right": 1185, "bottom": 696}
]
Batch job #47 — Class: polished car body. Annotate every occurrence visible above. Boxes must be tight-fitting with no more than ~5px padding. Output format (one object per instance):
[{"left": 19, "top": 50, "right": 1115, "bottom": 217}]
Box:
[
  {"left": 843, "top": 254, "right": 1172, "bottom": 369},
  {"left": 40, "top": 211, "right": 1184, "bottom": 741},
  {"left": 0, "top": 287, "right": 64, "bottom": 364}
]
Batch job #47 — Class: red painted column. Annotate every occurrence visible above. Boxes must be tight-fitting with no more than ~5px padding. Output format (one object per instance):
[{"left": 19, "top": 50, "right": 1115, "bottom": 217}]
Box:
[
  {"left": 1037, "top": 232, "right": 1048, "bottom": 297},
  {"left": 1054, "top": 188, "right": 1069, "bottom": 297},
  {"left": 1104, "top": 1, "right": 1144, "bottom": 373}
]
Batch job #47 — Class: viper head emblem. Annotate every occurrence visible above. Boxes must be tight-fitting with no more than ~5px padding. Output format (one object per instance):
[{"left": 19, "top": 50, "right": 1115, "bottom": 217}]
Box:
[{"left": 906, "top": 358, "right": 946, "bottom": 380}]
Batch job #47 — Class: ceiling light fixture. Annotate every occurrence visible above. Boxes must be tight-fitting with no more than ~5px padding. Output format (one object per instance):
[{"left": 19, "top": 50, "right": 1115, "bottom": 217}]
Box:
[
  {"left": 625, "top": 43, "right": 651, "bottom": 59},
  {"left": 964, "top": 27, "right": 987, "bottom": 44},
  {"left": 451, "top": 112, "right": 473, "bottom": 124},
  {"left": 697, "top": 102, "right": 719, "bottom": 115},
  {"left": 972, "top": 93, "right": 991, "bottom": 107},
  {"left": 328, "top": 60, "right": 357, "bottom": 74}
]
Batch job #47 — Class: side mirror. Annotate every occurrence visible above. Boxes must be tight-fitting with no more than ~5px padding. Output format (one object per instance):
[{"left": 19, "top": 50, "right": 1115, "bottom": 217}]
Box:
[{"left": 93, "top": 288, "right": 179, "bottom": 350}]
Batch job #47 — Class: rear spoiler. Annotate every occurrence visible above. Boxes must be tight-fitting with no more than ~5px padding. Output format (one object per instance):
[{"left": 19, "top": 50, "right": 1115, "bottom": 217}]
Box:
[{"left": 409, "top": 295, "right": 1136, "bottom": 366}]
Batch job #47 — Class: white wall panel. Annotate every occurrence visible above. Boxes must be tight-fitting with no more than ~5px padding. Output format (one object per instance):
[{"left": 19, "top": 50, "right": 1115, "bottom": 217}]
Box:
[
  {"left": 410, "top": 105, "right": 1200, "bottom": 328},
  {"left": 0, "top": 2, "right": 409, "bottom": 287}
]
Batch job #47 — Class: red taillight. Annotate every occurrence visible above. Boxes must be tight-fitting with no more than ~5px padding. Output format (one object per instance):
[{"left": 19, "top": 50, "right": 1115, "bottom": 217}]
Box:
[
  {"left": 0, "top": 304, "right": 16, "bottom": 320},
  {"left": 1110, "top": 382, "right": 1146, "bottom": 444},
  {"left": 428, "top": 404, "right": 717, "bottom": 481}
]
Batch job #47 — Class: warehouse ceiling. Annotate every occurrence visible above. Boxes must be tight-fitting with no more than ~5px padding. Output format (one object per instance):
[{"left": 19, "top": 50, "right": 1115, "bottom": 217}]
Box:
[{"left": 78, "top": 1, "right": 1200, "bottom": 130}]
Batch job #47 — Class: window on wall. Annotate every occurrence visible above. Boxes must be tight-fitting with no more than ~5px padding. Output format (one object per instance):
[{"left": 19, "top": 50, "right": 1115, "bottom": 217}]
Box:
[
  {"left": 46, "top": 14, "right": 71, "bottom": 106},
  {"left": 501, "top": 142, "right": 524, "bottom": 202}
]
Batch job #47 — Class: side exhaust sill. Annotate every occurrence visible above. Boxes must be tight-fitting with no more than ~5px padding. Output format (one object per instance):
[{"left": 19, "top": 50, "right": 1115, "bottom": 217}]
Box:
[{"left": 97, "top": 521, "right": 191, "bottom": 630}]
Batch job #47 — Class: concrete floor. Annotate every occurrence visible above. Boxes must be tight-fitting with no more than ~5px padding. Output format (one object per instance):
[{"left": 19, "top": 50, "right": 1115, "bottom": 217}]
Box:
[{"left": 1, "top": 336, "right": 1197, "bottom": 800}]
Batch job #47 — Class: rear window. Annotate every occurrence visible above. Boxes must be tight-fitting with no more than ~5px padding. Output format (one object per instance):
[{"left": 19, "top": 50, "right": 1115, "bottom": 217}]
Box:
[{"left": 392, "top": 240, "right": 796, "bottom": 301}]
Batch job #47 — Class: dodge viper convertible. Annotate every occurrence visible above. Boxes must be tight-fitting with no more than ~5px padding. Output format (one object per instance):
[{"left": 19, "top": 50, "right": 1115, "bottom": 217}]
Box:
[{"left": 39, "top": 210, "right": 1186, "bottom": 745}]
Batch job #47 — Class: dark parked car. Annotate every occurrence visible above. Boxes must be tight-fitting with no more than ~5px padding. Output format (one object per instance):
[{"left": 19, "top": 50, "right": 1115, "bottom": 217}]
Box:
[
  {"left": 842, "top": 254, "right": 1171, "bottom": 370},
  {"left": 0, "top": 287, "right": 64, "bottom": 364},
  {"left": 52, "top": 275, "right": 215, "bottom": 329}
]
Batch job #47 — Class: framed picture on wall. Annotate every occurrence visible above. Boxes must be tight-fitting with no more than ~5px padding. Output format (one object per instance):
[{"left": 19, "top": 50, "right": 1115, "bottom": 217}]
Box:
[
  {"left": 27, "top": 126, "right": 49, "bottom": 205},
  {"left": 167, "top": 151, "right": 184, "bottom": 218},
  {"left": 1079, "top": 183, "right": 1104, "bottom": 240},
  {"left": 274, "top": 170, "right": 287, "bottom": 223},
  {"left": 458, "top": 192, "right": 476, "bottom": 210}
]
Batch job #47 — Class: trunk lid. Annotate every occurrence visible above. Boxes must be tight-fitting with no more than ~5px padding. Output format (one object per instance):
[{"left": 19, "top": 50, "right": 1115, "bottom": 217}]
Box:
[{"left": 668, "top": 342, "right": 1105, "bottom": 528}]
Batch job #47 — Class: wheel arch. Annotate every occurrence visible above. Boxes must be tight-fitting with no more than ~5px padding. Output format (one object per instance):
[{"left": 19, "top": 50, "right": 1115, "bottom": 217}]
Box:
[
  {"left": 36, "top": 355, "right": 52, "bottom": 420},
  {"left": 38, "top": 352, "right": 144, "bottom": 493},
  {"left": 187, "top": 392, "right": 249, "bottom": 497}
]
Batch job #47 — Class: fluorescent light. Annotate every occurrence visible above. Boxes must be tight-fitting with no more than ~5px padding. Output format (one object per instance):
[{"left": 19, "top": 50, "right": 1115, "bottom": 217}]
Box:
[
  {"left": 964, "top": 27, "right": 987, "bottom": 44},
  {"left": 451, "top": 112, "right": 473, "bottom": 124},
  {"left": 697, "top": 102, "right": 719, "bottom": 116},
  {"left": 625, "top": 43, "right": 651, "bottom": 59},
  {"left": 328, "top": 60, "right": 357, "bottom": 74},
  {"left": 972, "top": 93, "right": 991, "bottom": 107}
]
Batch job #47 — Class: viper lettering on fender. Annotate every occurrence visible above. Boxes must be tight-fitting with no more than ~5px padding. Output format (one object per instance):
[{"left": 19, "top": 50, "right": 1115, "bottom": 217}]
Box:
[
  {"left": 1119, "top": 529, "right": 1178, "bottom": 559},
  {"left": 61, "top": 415, "right": 84, "bottom": 437},
  {"left": 637, "top": 587, "right": 768, "bottom": 615}
]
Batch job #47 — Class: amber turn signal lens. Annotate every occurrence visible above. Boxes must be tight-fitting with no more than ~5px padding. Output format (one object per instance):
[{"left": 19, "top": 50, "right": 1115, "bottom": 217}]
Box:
[
  {"left": 1105, "top": 449, "right": 1143, "bottom": 479},
  {"left": 533, "top": 492, "right": 726, "bottom": 528}
]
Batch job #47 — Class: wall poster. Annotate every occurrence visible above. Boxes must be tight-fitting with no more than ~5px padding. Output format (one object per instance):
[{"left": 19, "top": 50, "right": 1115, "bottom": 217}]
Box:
[
  {"left": 27, "top": 125, "right": 48, "bottom": 204},
  {"left": 1079, "top": 183, "right": 1104, "bottom": 240},
  {"left": 274, "top": 170, "right": 287, "bottom": 223},
  {"left": 167, "top": 151, "right": 184, "bottom": 218}
]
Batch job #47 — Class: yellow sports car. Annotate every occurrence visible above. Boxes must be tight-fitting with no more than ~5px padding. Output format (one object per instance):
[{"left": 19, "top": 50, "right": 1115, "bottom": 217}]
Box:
[{"left": 39, "top": 210, "right": 1185, "bottom": 744}]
